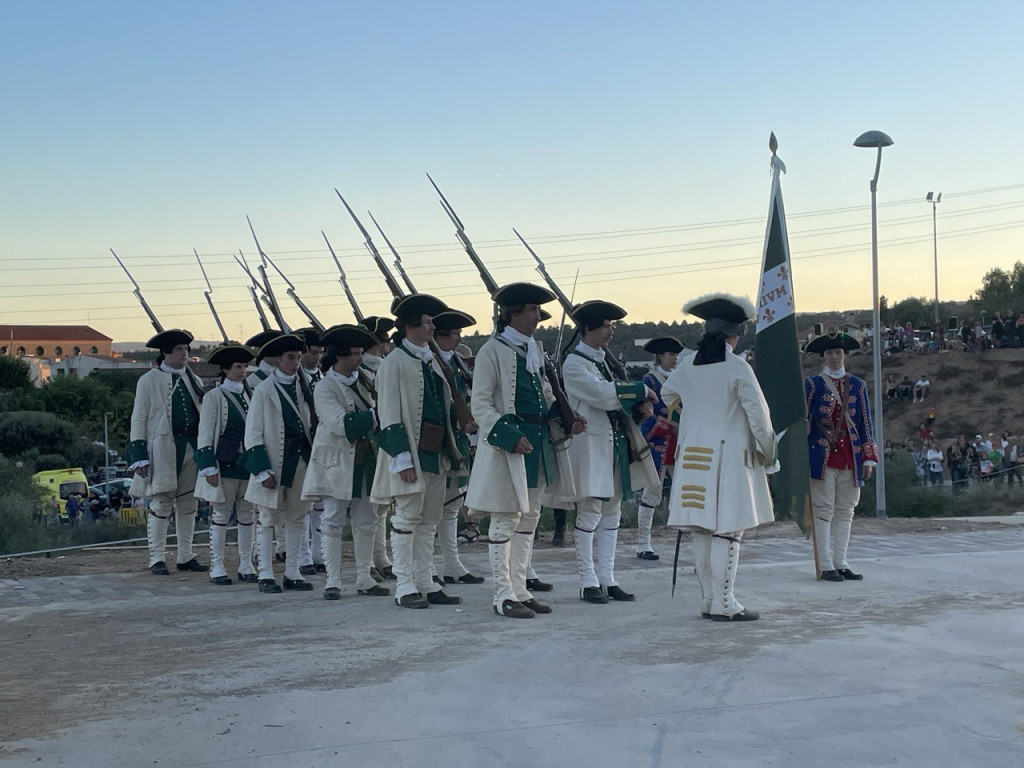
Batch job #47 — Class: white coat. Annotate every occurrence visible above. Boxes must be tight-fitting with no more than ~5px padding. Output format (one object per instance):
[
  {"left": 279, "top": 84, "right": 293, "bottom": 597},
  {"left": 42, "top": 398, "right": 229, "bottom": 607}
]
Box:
[
  {"left": 129, "top": 367, "right": 203, "bottom": 498},
  {"left": 465, "top": 338, "right": 574, "bottom": 516},
  {"left": 301, "top": 374, "right": 375, "bottom": 502},
  {"left": 661, "top": 351, "right": 775, "bottom": 533},
  {"left": 194, "top": 385, "right": 249, "bottom": 504},
  {"left": 243, "top": 374, "right": 312, "bottom": 510}
]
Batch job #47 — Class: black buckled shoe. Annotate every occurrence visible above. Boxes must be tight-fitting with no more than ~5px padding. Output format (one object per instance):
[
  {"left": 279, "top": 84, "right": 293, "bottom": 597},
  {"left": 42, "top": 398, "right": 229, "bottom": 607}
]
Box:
[
  {"left": 258, "top": 579, "right": 282, "bottom": 594},
  {"left": 710, "top": 609, "right": 759, "bottom": 622},
  {"left": 581, "top": 586, "right": 608, "bottom": 604},
  {"left": 637, "top": 550, "right": 660, "bottom": 561},
  {"left": 236, "top": 572, "right": 260, "bottom": 583},
  {"left": 521, "top": 598, "right": 552, "bottom": 614},
  {"left": 149, "top": 561, "right": 170, "bottom": 576},
  {"left": 299, "top": 564, "right": 317, "bottom": 577},
  {"left": 369, "top": 566, "right": 384, "bottom": 583},
  {"left": 357, "top": 584, "right": 391, "bottom": 597},
  {"left": 396, "top": 592, "right": 429, "bottom": 609},
  {"left": 605, "top": 585, "right": 635, "bottom": 602},
  {"left": 445, "top": 573, "right": 485, "bottom": 585},
  {"left": 176, "top": 558, "right": 208, "bottom": 572},
  {"left": 210, "top": 574, "right": 233, "bottom": 586},
  {"left": 314, "top": 563, "right": 327, "bottom": 573},
  {"left": 526, "top": 578, "right": 554, "bottom": 592},
  {"left": 282, "top": 576, "right": 314, "bottom": 591},
  {"left": 379, "top": 566, "right": 396, "bottom": 580},
  {"left": 819, "top": 569, "right": 844, "bottom": 582},
  {"left": 324, "top": 587, "right": 342, "bottom": 601},
  {"left": 838, "top": 568, "right": 863, "bottom": 580},
  {"left": 494, "top": 599, "right": 535, "bottom": 619},
  {"left": 426, "top": 590, "right": 462, "bottom": 605}
]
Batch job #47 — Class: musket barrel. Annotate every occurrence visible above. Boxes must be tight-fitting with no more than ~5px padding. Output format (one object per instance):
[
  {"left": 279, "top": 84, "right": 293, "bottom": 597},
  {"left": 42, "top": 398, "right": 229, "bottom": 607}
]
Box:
[{"left": 111, "top": 248, "right": 164, "bottom": 333}]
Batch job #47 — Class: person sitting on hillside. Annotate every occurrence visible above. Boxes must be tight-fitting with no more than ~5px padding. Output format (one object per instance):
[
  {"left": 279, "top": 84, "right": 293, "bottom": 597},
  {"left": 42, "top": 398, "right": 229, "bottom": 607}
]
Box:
[
  {"left": 898, "top": 376, "right": 914, "bottom": 399},
  {"left": 885, "top": 374, "right": 899, "bottom": 400},
  {"left": 913, "top": 375, "right": 931, "bottom": 402}
]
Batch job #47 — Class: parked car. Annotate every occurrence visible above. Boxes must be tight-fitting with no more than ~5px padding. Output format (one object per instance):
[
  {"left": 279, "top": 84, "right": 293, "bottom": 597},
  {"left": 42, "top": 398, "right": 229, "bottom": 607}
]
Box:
[{"left": 88, "top": 478, "right": 133, "bottom": 507}]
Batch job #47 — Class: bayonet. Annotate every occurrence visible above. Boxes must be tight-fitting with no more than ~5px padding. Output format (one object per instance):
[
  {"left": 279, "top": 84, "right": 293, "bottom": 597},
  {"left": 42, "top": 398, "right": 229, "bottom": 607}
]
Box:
[
  {"left": 368, "top": 210, "right": 418, "bottom": 294},
  {"left": 259, "top": 248, "right": 325, "bottom": 333},
  {"left": 111, "top": 248, "right": 164, "bottom": 333},
  {"left": 334, "top": 189, "right": 405, "bottom": 299},
  {"left": 234, "top": 250, "right": 273, "bottom": 332},
  {"left": 426, "top": 173, "right": 499, "bottom": 297},
  {"left": 194, "top": 249, "right": 229, "bottom": 344},
  {"left": 323, "top": 230, "right": 365, "bottom": 323}
]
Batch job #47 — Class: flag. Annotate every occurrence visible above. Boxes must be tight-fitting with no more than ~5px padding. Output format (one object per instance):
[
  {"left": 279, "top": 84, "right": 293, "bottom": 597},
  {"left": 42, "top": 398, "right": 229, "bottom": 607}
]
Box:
[{"left": 754, "top": 138, "right": 814, "bottom": 538}]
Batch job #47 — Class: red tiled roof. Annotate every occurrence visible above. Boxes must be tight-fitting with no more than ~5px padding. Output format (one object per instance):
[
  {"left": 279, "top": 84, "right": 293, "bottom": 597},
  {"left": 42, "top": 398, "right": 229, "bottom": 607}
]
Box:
[{"left": 0, "top": 325, "right": 112, "bottom": 342}]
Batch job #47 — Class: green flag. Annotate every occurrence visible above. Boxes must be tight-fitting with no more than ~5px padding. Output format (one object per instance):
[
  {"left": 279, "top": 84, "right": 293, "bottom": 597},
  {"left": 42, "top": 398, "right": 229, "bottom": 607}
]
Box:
[{"left": 754, "top": 146, "right": 813, "bottom": 538}]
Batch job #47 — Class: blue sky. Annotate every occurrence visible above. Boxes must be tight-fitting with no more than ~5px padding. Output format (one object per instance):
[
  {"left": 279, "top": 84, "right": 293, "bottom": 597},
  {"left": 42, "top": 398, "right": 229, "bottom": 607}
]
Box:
[{"left": 2, "top": 1, "right": 1022, "bottom": 341}]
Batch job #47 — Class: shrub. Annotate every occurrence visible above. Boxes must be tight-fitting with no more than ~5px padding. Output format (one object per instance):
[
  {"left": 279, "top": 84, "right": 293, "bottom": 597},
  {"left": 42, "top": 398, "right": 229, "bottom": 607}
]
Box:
[
  {"left": 857, "top": 452, "right": 952, "bottom": 518},
  {"left": 0, "top": 492, "right": 49, "bottom": 555},
  {"left": 0, "top": 412, "right": 78, "bottom": 460}
]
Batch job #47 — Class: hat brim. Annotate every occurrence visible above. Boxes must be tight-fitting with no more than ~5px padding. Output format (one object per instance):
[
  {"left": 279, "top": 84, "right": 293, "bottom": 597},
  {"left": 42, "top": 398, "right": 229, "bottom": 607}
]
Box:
[
  {"left": 146, "top": 329, "right": 194, "bottom": 350},
  {"left": 259, "top": 333, "right": 305, "bottom": 359},
  {"left": 208, "top": 344, "right": 255, "bottom": 367},
  {"left": 643, "top": 337, "right": 684, "bottom": 354},
  {"left": 322, "top": 325, "right": 380, "bottom": 353},
  {"left": 433, "top": 310, "right": 476, "bottom": 332},
  {"left": 493, "top": 282, "right": 557, "bottom": 307},
  {"left": 805, "top": 333, "right": 861, "bottom": 354}
]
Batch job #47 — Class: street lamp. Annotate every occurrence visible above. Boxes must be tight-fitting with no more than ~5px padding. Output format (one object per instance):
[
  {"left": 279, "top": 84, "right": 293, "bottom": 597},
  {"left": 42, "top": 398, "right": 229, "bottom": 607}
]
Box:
[
  {"left": 103, "top": 412, "right": 114, "bottom": 483},
  {"left": 854, "top": 130, "right": 894, "bottom": 518},
  {"left": 926, "top": 192, "right": 942, "bottom": 332}
]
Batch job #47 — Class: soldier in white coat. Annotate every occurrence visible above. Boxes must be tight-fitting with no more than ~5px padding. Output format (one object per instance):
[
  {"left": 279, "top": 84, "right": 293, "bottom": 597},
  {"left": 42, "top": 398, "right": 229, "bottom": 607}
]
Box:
[
  {"left": 244, "top": 330, "right": 284, "bottom": 389},
  {"left": 562, "top": 301, "right": 658, "bottom": 604},
  {"left": 295, "top": 326, "right": 325, "bottom": 576},
  {"left": 241, "top": 334, "right": 315, "bottom": 594},
  {"left": 661, "top": 294, "right": 775, "bottom": 622},
  {"left": 358, "top": 315, "right": 396, "bottom": 582},
  {"left": 370, "top": 294, "right": 465, "bottom": 609},
  {"left": 127, "top": 329, "right": 208, "bottom": 575},
  {"left": 467, "top": 283, "right": 582, "bottom": 618},
  {"left": 194, "top": 344, "right": 258, "bottom": 585},
  {"left": 301, "top": 325, "right": 390, "bottom": 600}
]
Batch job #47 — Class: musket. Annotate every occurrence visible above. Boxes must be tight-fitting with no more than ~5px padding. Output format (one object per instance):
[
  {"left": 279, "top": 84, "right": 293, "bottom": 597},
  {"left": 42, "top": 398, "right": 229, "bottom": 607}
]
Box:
[
  {"left": 336, "top": 189, "right": 475, "bottom": 434},
  {"left": 426, "top": 173, "right": 499, "bottom": 298},
  {"left": 259, "top": 247, "right": 326, "bottom": 334},
  {"left": 194, "top": 249, "right": 230, "bottom": 344},
  {"left": 111, "top": 249, "right": 163, "bottom": 333},
  {"left": 323, "top": 230, "right": 365, "bottom": 323},
  {"left": 513, "top": 228, "right": 631, "bottom": 381},
  {"left": 234, "top": 251, "right": 273, "bottom": 332}
]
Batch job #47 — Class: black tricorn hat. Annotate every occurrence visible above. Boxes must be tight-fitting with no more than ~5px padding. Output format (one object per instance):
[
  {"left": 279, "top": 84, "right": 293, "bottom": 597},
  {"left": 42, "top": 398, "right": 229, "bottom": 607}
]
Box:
[
  {"left": 360, "top": 316, "right": 395, "bottom": 345},
  {"left": 208, "top": 344, "right": 255, "bottom": 368},
  {"left": 321, "top": 324, "right": 379, "bottom": 355},
  {"left": 643, "top": 336, "right": 684, "bottom": 355},
  {"left": 570, "top": 300, "right": 627, "bottom": 326},
  {"left": 493, "top": 282, "right": 557, "bottom": 308},
  {"left": 682, "top": 293, "right": 756, "bottom": 324},
  {"left": 146, "top": 329, "right": 194, "bottom": 350},
  {"left": 258, "top": 333, "right": 305, "bottom": 359},
  {"left": 392, "top": 293, "right": 448, "bottom": 323},
  {"left": 539, "top": 308, "right": 553, "bottom": 322},
  {"left": 294, "top": 326, "right": 323, "bottom": 348},
  {"left": 805, "top": 327, "right": 861, "bottom": 355},
  {"left": 433, "top": 309, "right": 476, "bottom": 333},
  {"left": 245, "top": 329, "right": 283, "bottom": 350}
]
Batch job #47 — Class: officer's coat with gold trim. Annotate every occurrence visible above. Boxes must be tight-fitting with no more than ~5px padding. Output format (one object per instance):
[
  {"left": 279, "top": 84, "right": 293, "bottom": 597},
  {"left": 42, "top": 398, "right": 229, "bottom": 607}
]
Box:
[{"left": 661, "top": 352, "right": 775, "bottom": 533}]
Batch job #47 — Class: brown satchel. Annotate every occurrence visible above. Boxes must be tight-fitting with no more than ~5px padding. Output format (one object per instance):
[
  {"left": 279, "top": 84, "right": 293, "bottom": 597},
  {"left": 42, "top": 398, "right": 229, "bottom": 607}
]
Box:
[{"left": 418, "top": 422, "right": 446, "bottom": 454}]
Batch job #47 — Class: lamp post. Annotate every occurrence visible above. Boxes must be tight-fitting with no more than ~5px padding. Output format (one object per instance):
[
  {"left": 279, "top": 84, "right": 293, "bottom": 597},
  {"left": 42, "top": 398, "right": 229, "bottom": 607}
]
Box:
[
  {"left": 854, "top": 130, "right": 893, "bottom": 518},
  {"left": 927, "top": 192, "right": 942, "bottom": 331},
  {"left": 103, "top": 411, "right": 114, "bottom": 484}
]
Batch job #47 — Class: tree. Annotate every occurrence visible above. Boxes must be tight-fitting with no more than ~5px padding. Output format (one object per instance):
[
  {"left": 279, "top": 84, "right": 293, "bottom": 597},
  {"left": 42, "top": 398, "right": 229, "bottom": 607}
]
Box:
[
  {"left": 970, "top": 263, "right": 1024, "bottom": 314},
  {"left": 0, "top": 412, "right": 78, "bottom": 462},
  {"left": 41, "top": 375, "right": 114, "bottom": 423},
  {"left": 0, "top": 357, "right": 33, "bottom": 391}
]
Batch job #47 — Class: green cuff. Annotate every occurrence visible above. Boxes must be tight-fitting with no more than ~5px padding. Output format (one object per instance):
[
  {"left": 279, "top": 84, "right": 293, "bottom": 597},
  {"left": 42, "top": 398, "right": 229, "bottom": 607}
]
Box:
[
  {"left": 195, "top": 445, "right": 216, "bottom": 471},
  {"left": 487, "top": 414, "right": 525, "bottom": 453},
  {"left": 344, "top": 410, "right": 376, "bottom": 444},
  {"left": 240, "top": 444, "right": 272, "bottom": 475},
  {"left": 615, "top": 381, "right": 647, "bottom": 409},
  {"left": 376, "top": 423, "right": 411, "bottom": 457},
  {"left": 127, "top": 439, "right": 148, "bottom": 464}
]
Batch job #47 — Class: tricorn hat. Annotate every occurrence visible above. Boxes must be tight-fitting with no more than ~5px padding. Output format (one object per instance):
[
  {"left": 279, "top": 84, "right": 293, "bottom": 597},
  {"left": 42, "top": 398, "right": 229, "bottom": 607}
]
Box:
[
  {"left": 570, "top": 300, "right": 627, "bottom": 327},
  {"left": 392, "top": 293, "right": 448, "bottom": 323},
  {"left": 360, "top": 316, "right": 395, "bottom": 345},
  {"left": 245, "top": 329, "right": 283, "bottom": 350},
  {"left": 321, "top": 324, "right": 379, "bottom": 355},
  {"left": 208, "top": 344, "right": 255, "bottom": 368},
  {"left": 643, "top": 336, "right": 684, "bottom": 355},
  {"left": 539, "top": 308, "right": 553, "bottom": 322},
  {"left": 682, "top": 293, "right": 756, "bottom": 324},
  {"left": 294, "top": 326, "right": 323, "bottom": 349},
  {"left": 258, "top": 333, "right": 305, "bottom": 359},
  {"left": 805, "top": 327, "right": 861, "bottom": 355},
  {"left": 456, "top": 343, "right": 474, "bottom": 360},
  {"left": 433, "top": 309, "right": 476, "bottom": 333},
  {"left": 493, "top": 282, "right": 557, "bottom": 308},
  {"left": 146, "top": 329, "right": 194, "bottom": 351}
]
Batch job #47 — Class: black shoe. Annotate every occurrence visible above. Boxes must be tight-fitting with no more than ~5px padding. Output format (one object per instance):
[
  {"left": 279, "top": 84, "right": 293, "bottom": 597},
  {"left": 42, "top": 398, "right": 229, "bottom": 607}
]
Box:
[
  {"left": 176, "top": 558, "right": 208, "bottom": 572},
  {"left": 426, "top": 590, "right": 462, "bottom": 605},
  {"left": 710, "top": 609, "right": 760, "bottom": 622},
  {"left": 526, "top": 578, "right": 554, "bottom": 592},
  {"left": 521, "top": 598, "right": 552, "bottom": 614},
  {"left": 357, "top": 584, "right": 391, "bottom": 597},
  {"left": 313, "top": 563, "right": 327, "bottom": 573},
  {"left": 432, "top": 575, "right": 445, "bottom": 587},
  {"left": 701, "top": 612, "right": 712, "bottom": 619},
  {"left": 149, "top": 561, "right": 170, "bottom": 576},
  {"left": 299, "top": 564, "right": 317, "bottom": 576},
  {"left": 551, "top": 532, "right": 565, "bottom": 547},
  {"left": 324, "top": 587, "right": 342, "bottom": 600},
  {"left": 258, "top": 579, "right": 282, "bottom": 594},
  {"left": 838, "top": 568, "right": 863, "bottom": 580},
  {"left": 369, "top": 566, "right": 384, "bottom": 583},
  {"left": 637, "top": 550, "right": 660, "bottom": 561},
  {"left": 236, "top": 572, "right": 260, "bottom": 584},
  {"left": 282, "top": 576, "right": 314, "bottom": 591},
  {"left": 581, "top": 586, "right": 608, "bottom": 604},
  {"left": 274, "top": 552, "right": 286, "bottom": 563},
  {"left": 210, "top": 574, "right": 233, "bottom": 585},
  {"left": 605, "top": 585, "right": 635, "bottom": 602},
  {"left": 494, "top": 599, "right": 535, "bottom": 619},
  {"left": 396, "top": 592, "right": 429, "bottom": 609},
  {"left": 445, "top": 573, "right": 485, "bottom": 585},
  {"left": 379, "top": 566, "right": 396, "bottom": 580},
  {"left": 819, "top": 569, "right": 844, "bottom": 582}
]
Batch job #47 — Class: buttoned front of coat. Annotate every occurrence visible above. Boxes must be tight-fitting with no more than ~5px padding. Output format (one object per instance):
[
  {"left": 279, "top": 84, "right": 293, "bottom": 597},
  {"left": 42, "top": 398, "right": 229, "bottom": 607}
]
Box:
[
  {"left": 129, "top": 367, "right": 202, "bottom": 498},
  {"left": 243, "top": 375, "right": 312, "bottom": 509},
  {"left": 302, "top": 375, "right": 375, "bottom": 502}
]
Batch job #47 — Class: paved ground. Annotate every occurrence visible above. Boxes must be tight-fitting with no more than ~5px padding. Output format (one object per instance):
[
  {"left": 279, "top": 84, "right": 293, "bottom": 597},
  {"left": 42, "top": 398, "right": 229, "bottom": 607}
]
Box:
[{"left": 2, "top": 527, "right": 1023, "bottom": 767}]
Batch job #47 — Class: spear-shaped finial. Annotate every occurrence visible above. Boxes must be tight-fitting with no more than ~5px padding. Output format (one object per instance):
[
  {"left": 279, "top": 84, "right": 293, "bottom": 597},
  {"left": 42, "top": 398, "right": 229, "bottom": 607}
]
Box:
[
  {"left": 769, "top": 132, "right": 786, "bottom": 173},
  {"left": 769, "top": 131, "right": 778, "bottom": 156}
]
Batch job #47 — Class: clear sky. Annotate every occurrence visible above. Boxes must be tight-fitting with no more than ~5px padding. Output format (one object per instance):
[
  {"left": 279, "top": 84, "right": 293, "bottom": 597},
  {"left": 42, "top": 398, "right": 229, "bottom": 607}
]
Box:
[{"left": 2, "top": 1, "right": 1022, "bottom": 343}]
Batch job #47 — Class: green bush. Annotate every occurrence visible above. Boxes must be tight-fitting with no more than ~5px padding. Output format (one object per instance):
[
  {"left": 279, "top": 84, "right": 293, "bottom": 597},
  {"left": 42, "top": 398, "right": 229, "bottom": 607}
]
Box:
[
  {"left": 857, "top": 452, "right": 952, "bottom": 518},
  {"left": 0, "top": 412, "right": 78, "bottom": 461},
  {"left": 0, "top": 492, "right": 49, "bottom": 555}
]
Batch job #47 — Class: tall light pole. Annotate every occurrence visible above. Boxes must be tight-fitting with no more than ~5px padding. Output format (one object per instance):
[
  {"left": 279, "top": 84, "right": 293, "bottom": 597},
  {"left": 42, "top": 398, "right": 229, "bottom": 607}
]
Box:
[
  {"left": 927, "top": 192, "right": 942, "bottom": 331},
  {"left": 854, "top": 130, "right": 893, "bottom": 518},
  {"left": 103, "top": 411, "right": 114, "bottom": 484}
]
